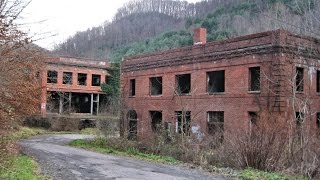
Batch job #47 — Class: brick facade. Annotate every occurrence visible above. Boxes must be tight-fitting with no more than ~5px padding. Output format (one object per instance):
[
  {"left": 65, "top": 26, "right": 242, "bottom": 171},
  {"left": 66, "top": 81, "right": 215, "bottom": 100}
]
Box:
[
  {"left": 41, "top": 57, "right": 110, "bottom": 115},
  {"left": 121, "top": 29, "right": 320, "bottom": 140}
]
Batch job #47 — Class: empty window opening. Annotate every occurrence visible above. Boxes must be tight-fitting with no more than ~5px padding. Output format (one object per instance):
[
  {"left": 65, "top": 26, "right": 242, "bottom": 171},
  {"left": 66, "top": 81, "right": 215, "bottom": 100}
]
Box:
[
  {"left": 176, "top": 74, "right": 191, "bottom": 95},
  {"left": 71, "top": 93, "right": 91, "bottom": 113},
  {"left": 207, "top": 111, "right": 224, "bottom": 136},
  {"left": 127, "top": 110, "right": 138, "bottom": 140},
  {"left": 296, "top": 67, "right": 304, "bottom": 92},
  {"left": 105, "top": 75, "right": 109, "bottom": 84},
  {"left": 130, "top": 79, "right": 136, "bottom": 96},
  {"left": 150, "top": 111, "right": 162, "bottom": 132},
  {"left": 248, "top": 112, "right": 258, "bottom": 125},
  {"left": 47, "top": 70, "right": 58, "bottom": 83},
  {"left": 317, "top": 71, "right": 320, "bottom": 93},
  {"left": 46, "top": 91, "right": 60, "bottom": 113},
  {"left": 175, "top": 111, "right": 191, "bottom": 135},
  {"left": 295, "top": 112, "right": 304, "bottom": 125},
  {"left": 78, "top": 73, "right": 87, "bottom": 86},
  {"left": 207, "top": 70, "right": 225, "bottom": 93},
  {"left": 249, "top": 67, "right": 260, "bottom": 91},
  {"left": 63, "top": 72, "right": 72, "bottom": 85},
  {"left": 150, "top": 77, "right": 162, "bottom": 96},
  {"left": 46, "top": 92, "right": 71, "bottom": 114},
  {"left": 317, "top": 113, "right": 320, "bottom": 128},
  {"left": 92, "top": 74, "right": 101, "bottom": 86}
]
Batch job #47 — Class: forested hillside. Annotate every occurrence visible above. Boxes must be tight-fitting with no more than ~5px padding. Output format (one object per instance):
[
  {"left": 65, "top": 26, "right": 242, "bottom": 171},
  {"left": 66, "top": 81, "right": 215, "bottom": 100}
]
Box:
[{"left": 53, "top": 0, "right": 320, "bottom": 61}]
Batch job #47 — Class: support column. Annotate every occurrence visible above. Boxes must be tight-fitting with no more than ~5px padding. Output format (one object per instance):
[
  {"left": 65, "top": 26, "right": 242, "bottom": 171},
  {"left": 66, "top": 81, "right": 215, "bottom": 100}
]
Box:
[
  {"left": 59, "top": 93, "right": 63, "bottom": 114},
  {"left": 69, "top": 92, "right": 72, "bottom": 113},
  {"left": 90, "top": 93, "right": 94, "bottom": 115},
  {"left": 97, "top": 94, "right": 100, "bottom": 115}
]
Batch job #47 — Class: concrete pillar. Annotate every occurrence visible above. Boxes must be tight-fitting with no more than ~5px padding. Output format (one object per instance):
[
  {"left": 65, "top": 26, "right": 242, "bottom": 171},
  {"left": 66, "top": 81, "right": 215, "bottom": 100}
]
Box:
[
  {"left": 90, "top": 93, "right": 94, "bottom": 115},
  {"left": 69, "top": 92, "right": 72, "bottom": 113},
  {"left": 97, "top": 94, "right": 100, "bottom": 115},
  {"left": 59, "top": 93, "right": 63, "bottom": 114}
]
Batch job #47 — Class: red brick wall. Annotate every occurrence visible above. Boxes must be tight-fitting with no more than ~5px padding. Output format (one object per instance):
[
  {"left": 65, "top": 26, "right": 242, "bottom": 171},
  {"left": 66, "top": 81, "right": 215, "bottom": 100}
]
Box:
[
  {"left": 41, "top": 57, "right": 110, "bottom": 114},
  {"left": 121, "top": 30, "right": 320, "bottom": 140}
]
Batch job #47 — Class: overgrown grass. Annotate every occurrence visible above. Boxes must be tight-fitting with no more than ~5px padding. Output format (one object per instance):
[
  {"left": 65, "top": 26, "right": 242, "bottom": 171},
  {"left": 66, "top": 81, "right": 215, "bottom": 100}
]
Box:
[
  {"left": 0, "top": 127, "right": 48, "bottom": 180},
  {"left": 240, "top": 168, "right": 307, "bottom": 180},
  {"left": 11, "top": 127, "right": 47, "bottom": 141},
  {"left": 0, "top": 155, "right": 46, "bottom": 180},
  {"left": 69, "top": 138, "right": 178, "bottom": 164}
]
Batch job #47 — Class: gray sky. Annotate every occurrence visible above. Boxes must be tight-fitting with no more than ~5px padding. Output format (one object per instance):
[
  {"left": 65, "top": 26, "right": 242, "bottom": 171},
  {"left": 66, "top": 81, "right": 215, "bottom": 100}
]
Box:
[{"left": 21, "top": 0, "right": 202, "bottom": 50}]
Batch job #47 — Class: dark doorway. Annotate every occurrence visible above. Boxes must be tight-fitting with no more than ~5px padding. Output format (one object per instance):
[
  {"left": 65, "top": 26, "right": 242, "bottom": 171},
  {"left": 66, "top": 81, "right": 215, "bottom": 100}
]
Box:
[
  {"left": 71, "top": 93, "right": 91, "bottom": 113},
  {"left": 127, "top": 110, "right": 138, "bottom": 139}
]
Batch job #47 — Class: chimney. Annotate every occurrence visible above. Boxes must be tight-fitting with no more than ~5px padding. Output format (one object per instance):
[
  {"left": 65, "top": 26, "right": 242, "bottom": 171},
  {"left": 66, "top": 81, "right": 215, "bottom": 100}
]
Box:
[{"left": 193, "top": 28, "right": 207, "bottom": 45}]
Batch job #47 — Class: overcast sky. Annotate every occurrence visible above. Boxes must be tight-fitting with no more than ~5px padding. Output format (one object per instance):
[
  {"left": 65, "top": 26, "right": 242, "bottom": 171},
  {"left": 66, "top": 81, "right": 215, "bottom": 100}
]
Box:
[{"left": 21, "top": 0, "right": 202, "bottom": 50}]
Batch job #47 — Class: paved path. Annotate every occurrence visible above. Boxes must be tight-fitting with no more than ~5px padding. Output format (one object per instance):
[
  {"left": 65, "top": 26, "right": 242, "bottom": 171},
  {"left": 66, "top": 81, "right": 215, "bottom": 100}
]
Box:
[{"left": 19, "top": 134, "right": 225, "bottom": 180}]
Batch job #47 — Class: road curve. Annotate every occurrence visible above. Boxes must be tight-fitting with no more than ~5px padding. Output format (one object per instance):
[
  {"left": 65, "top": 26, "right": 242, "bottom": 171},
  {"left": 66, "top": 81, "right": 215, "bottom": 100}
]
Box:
[{"left": 19, "top": 134, "right": 225, "bottom": 180}]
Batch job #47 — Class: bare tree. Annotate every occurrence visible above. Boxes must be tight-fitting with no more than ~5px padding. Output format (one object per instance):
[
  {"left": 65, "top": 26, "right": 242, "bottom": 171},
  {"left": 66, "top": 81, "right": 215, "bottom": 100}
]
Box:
[{"left": 0, "top": 0, "right": 43, "bottom": 135}]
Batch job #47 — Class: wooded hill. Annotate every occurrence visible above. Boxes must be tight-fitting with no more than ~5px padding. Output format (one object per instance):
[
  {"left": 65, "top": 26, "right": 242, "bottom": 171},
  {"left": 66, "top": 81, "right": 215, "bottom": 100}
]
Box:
[{"left": 53, "top": 0, "right": 320, "bottom": 61}]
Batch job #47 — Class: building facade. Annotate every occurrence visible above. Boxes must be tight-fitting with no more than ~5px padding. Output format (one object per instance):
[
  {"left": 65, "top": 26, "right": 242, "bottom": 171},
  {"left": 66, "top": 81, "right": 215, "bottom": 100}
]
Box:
[
  {"left": 41, "top": 57, "right": 109, "bottom": 116},
  {"left": 121, "top": 28, "right": 320, "bottom": 140}
]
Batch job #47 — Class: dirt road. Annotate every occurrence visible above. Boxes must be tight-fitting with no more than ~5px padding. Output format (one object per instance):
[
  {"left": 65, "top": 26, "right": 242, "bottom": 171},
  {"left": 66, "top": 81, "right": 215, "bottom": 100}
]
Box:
[{"left": 19, "top": 134, "right": 225, "bottom": 180}]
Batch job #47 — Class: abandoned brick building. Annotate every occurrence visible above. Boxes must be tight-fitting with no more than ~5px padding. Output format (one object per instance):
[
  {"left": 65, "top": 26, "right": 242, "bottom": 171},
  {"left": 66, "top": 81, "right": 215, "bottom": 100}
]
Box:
[
  {"left": 41, "top": 57, "right": 109, "bottom": 116},
  {"left": 121, "top": 28, "right": 320, "bottom": 140}
]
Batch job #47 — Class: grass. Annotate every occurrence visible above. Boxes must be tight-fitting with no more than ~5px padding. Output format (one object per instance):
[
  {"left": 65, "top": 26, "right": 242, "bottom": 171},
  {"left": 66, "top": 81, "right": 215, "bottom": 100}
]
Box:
[
  {"left": 11, "top": 127, "right": 47, "bottom": 140},
  {"left": 0, "top": 127, "right": 48, "bottom": 180},
  {"left": 0, "top": 155, "right": 46, "bottom": 180},
  {"left": 69, "top": 138, "right": 179, "bottom": 164},
  {"left": 240, "top": 168, "right": 307, "bottom": 180}
]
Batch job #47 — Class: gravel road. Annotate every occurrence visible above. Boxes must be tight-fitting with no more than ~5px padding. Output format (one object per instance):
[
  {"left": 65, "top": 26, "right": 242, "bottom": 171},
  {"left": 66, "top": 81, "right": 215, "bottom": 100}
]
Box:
[{"left": 19, "top": 134, "right": 226, "bottom": 180}]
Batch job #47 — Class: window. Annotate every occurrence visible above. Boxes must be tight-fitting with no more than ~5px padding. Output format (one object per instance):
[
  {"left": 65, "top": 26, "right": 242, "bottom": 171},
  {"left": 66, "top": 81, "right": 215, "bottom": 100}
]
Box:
[
  {"left": 150, "top": 111, "right": 162, "bottom": 132},
  {"left": 92, "top": 74, "right": 101, "bottom": 86},
  {"left": 317, "top": 113, "right": 320, "bottom": 128},
  {"left": 105, "top": 75, "right": 109, "bottom": 84},
  {"left": 207, "top": 70, "right": 225, "bottom": 93},
  {"left": 176, "top": 74, "right": 191, "bottom": 95},
  {"left": 249, "top": 67, "right": 260, "bottom": 91},
  {"left": 63, "top": 72, "right": 72, "bottom": 85},
  {"left": 207, "top": 111, "right": 224, "bottom": 135},
  {"left": 296, "top": 67, "right": 304, "bottom": 92},
  {"left": 127, "top": 110, "right": 138, "bottom": 140},
  {"left": 130, "top": 79, "right": 136, "bottom": 96},
  {"left": 317, "top": 71, "right": 320, "bottom": 93},
  {"left": 175, "top": 111, "right": 191, "bottom": 135},
  {"left": 248, "top": 112, "right": 258, "bottom": 125},
  {"left": 295, "top": 112, "right": 304, "bottom": 125},
  {"left": 47, "top": 70, "right": 58, "bottom": 83},
  {"left": 77, "top": 73, "right": 87, "bottom": 86},
  {"left": 150, "top": 77, "right": 162, "bottom": 96}
]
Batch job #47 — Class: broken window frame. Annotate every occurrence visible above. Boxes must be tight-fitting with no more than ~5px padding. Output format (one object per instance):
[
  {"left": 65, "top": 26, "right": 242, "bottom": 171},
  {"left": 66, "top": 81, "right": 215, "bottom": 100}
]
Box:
[
  {"left": 127, "top": 110, "right": 138, "bottom": 140},
  {"left": 150, "top": 76, "right": 163, "bottom": 96},
  {"left": 249, "top": 67, "right": 261, "bottom": 92},
  {"left": 175, "top": 74, "right": 191, "bottom": 95},
  {"left": 207, "top": 111, "right": 224, "bottom": 136},
  {"left": 150, "top": 111, "right": 162, "bottom": 132},
  {"left": 105, "top": 75, "right": 109, "bottom": 84},
  {"left": 77, "top": 73, "right": 87, "bottom": 86},
  {"left": 175, "top": 111, "right": 191, "bottom": 136},
  {"left": 47, "top": 70, "right": 58, "bottom": 84},
  {"left": 207, "top": 70, "right": 225, "bottom": 93},
  {"left": 129, "top": 79, "right": 136, "bottom": 97},
  {"left": 295, "top": 112, "right": 304, "bottom": 126},
  {"left": 63, "top": 72, "right": 73, "bottom": 85},
  {"left": 92, "top": 74, "right": 101, "bottom": 86},
  {"left": 248, "top": 111, "right": 258, "bottom": 125},
  {"left": 296, "top": 67, "right": 304, "bottom": 92}
]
